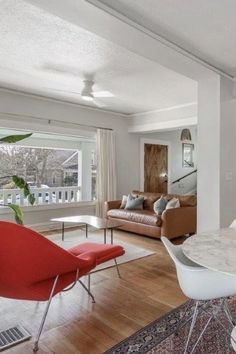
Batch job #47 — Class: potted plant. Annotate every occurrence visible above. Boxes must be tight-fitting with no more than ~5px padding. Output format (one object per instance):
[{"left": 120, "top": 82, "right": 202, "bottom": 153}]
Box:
[{"left": 0, "top": 132, "right": 35, "bottom": 224}]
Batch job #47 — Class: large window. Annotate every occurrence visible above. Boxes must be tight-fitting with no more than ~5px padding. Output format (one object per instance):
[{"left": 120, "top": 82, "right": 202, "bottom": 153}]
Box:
[{"left": 0, "top": 129, "right": 96, "bottom": 206}]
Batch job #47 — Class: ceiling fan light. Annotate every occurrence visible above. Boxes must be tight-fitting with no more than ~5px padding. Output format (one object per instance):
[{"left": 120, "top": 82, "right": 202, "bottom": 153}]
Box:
[
  {"left": 81, "top": 93, "right": 93, "bottom": 101},
  {"left": 180, "top": 128, "right": 192, "bottom": 141},
  {"left": 81, "top": 80, "right": 94, "bottom": 101}
]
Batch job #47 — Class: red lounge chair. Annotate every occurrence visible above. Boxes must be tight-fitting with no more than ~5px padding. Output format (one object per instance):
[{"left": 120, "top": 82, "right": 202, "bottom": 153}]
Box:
[
  {"left": 0, "top": 221, "right": 125, "bottom": 352},
  {"left": 69, "top": 242, "right": 124, "bottom": 275}
]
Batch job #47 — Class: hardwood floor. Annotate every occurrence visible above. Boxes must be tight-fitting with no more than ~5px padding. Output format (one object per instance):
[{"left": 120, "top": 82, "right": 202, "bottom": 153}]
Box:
[{"left": 1, "top": 229, "right": 187, "bottom": 354}]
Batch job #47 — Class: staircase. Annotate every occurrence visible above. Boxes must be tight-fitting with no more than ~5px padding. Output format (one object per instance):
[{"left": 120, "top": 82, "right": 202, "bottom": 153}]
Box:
[{"left": 170, "top": 169, "right": 197, "bottom": 195}]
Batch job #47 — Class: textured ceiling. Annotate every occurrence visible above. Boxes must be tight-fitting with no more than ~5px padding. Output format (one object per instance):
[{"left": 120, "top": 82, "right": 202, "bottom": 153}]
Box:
[
  {"left": 99, "top": 0, "right": 236, "bottom": 77},
  {"left": 0, "top": 0, "right": 197, "bottom": 115}
]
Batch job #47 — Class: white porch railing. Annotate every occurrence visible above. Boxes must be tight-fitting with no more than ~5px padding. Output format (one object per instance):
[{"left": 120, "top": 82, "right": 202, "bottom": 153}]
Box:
[{"left": 0, "top": 186, "right": 81, "bottom": 207}]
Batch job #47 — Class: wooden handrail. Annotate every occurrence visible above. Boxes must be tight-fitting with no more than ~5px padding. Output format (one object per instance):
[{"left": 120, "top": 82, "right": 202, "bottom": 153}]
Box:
[{"left": 172, "top": 169, "right": 197, "bottom": 184}]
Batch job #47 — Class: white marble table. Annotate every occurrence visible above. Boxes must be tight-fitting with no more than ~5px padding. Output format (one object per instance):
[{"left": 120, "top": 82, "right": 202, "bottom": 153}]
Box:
[
  {"left": 182, "top": 228, "right": 236, "bottom": 276},
  {"left": 183, "top": 228, "right": 236, "bottom": 351}
]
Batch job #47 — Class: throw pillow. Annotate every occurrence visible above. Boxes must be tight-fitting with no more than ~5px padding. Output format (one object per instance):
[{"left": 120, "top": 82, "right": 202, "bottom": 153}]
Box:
[
  {"left": 153, "top": 196, "right": 168, "bottom": 215},
  {"left": 166, "top": 197, "right": 180, "bottom": 210},
  {"left": 120, "top": 195, "right": 128, "bottom": 209},
  {"left": 125, "top": 194, "right": 144, "bottom": 210}
]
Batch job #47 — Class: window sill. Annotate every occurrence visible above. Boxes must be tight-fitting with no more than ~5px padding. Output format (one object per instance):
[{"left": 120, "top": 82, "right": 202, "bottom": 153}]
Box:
[{"left": 0, "top": 201, "right": 97, "bottom": 214}]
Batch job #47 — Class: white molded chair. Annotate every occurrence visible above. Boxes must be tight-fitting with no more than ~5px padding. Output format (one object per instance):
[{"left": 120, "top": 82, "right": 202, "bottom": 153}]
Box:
[{"left": 161, "top": 236, "right": 236, "bottom": 354}]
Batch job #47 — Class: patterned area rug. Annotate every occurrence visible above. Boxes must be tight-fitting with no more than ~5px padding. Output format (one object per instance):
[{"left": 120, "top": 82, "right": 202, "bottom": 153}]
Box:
[{"left": 104, "top": 299, "right": 236, "bottom": 354}]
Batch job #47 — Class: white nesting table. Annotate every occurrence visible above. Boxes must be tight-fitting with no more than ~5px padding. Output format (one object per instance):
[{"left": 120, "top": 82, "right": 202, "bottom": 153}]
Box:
[
  {"left": 51, "top": 215, "right": 123, "bottom": 243},
  {"left": 182, "top": 228, "right": 236, "bottom": 276}
]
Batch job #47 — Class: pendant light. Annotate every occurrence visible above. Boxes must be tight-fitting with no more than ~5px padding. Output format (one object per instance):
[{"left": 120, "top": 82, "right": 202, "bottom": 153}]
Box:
[{"left": 180, "top": 128, "right": 192, "bottom": 141}]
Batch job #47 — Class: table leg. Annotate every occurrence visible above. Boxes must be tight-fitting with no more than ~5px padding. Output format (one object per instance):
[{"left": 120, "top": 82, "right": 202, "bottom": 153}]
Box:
[
  {"left": 111, "top": 229, "right": 113, "bottom": 244},
  {"left": 85, "top": 223, "right": 88, "bottom": 238},
  {"left": 62, "top": 222, "right": 65, "bottom": 241},
  {"left": 104, "top": 228, "right": 107, "bottom": 244}
]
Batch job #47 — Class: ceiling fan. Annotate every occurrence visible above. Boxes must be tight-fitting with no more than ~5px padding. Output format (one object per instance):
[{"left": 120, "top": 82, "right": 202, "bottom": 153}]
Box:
[{"left": 46, "top": 80, "right": 114, "bottom": 108}]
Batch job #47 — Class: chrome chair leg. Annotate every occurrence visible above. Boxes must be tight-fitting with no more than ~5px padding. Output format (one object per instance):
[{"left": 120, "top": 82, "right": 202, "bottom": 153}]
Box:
[
  {"left": 174, "top": 300, "right": 195, "bottom": 336},
  {"left": 184, "top": 301, "right": 199, "bottom": 354},
  {"left": 224, "top": 300, "right": 236, "bottom": 326},
  {"left": 203, "top": 304, "right": 236, "bottom": 346},
  {"left": 33, "top": 275, "right": 59, "bottom": 353},
  {"left": 189, "top": 313, "right": 214, "bottom": 354},
  {"left": 114, "top": 259, "right": 121, "bottom": 278},
  {"left": 62, "top": 269, "right": 79, "bottom": 292},
  {"left": 88, "top": 273, "right": 91, "bottom": 292},
  {"left": 79, "top": 280, "right": 96, "bottom": 303}
]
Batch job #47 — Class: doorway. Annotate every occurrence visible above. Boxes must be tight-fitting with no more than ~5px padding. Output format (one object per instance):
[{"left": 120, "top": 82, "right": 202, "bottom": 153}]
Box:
[{"left": 140, "top": 139, "right": 170, "bottom": 193}]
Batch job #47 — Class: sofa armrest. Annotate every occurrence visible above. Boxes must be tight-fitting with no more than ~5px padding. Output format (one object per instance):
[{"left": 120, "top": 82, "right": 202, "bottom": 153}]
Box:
[
  {"left": 104, "top": 200, "right": 122, "bottom": 215},
  {"left": 161, "top": 206, "right": 196, "bottom": 239}
]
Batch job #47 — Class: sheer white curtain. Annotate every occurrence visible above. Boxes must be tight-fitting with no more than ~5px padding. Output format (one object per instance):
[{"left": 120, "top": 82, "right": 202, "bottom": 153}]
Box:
[{"left": 96, "top": 129, "right": 117, "bottom": 217}]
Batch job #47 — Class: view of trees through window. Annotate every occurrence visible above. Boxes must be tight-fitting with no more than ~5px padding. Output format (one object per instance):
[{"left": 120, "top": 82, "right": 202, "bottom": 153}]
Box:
[
  {"left": 0, "top": 134, "right": 97, "bottom": 204},
  {"left": 0, "top": 146, "right": 78, "bottom": 188}
]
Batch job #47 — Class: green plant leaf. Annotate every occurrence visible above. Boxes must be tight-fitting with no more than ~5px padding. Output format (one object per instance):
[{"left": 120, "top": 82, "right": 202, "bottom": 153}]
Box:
[
  {"left": 0, "top": 133, "right": 32, "bottom": 144},
  {"left": 28, "top": 193, "right": 35, "bottom": 206},
  {"left": 12, "top": 175, "right": 26, "bottom": 189},
  {"left": 8, "top": 203, "right": 24, "bottom": 224},
  {"left": 12, "top": 175, "right": 35, "bottom": 205},
  {"left": 23, "top": 184, "right": 31, "bottom": 197}
]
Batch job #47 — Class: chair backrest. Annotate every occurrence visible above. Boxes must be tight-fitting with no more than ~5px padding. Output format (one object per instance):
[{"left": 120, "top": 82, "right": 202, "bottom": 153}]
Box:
[
  {"left": 230, "top": 219, "right": 236, "bottom": 229},
  {"left": 161, "top": 236, "right": 210, "bottom": 299},
  {"left": 0, "top": 221, "right": 80, "bottom": 292},
  {"left": 161, "top": 236, "right": 201, "bottom": 269}
]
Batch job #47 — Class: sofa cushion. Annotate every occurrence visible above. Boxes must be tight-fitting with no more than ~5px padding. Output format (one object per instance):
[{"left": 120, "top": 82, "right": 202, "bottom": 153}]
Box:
[
  {"left": 125, "top": 195, "right": 144, "bottom": 210},
  {"left": 153, "top": 196, "right": 168, "bottom": 215},
  {"left": 132, "top": 190, "right": 196, "bottom": 208},
  {"left": 132, "top": 191, "right": 162, "bottom": 210},
  {"left": 178, "top": 195, "right": 196, "bottom": 207},
  {"left": 120, "top": 195, "right": 128, "bottom": 209},
  {"left": 107, "top": 209, "right": 162, "bottom": 227},
  {"left": 166, "top": 197, "right": 180, "bottom": 209}
]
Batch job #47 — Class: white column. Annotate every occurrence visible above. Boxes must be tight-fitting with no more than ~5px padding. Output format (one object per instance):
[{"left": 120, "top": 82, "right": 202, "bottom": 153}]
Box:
[
  {"left": 220, "top": 77, "right": 236, "bottom": 227},
  {"left": 198, "top": 74, "right": 235, "bottom": 231},
  {"left": 77, "top": 150, "right": 82, "bottom": 188},
  {"left": 198, "top": 74, "right": 221, "bottom": 232},
  {"left": 80, "top": 142, "right": 93, "bottom": 201}
]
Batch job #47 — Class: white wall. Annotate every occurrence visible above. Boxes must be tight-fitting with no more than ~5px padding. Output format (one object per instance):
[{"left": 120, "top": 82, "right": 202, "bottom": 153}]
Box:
[
  {"left": 197, "top": 75, "right": 221, "bottom": 231},
  {"left": 128, "top": 103, "right": 197, "bottom": 133},
  {"left": 0, "top": 202, "right": 96, "bottom": 232},
  {"left": 220, "top": 97, "right": 236, "bottom": 227},
  {"left": 139, "top": 127, "right": 197, "bottom": 195},
  {"left": 0, "top": 89, "right": 140, "bottom": 227},
  {"left": 197, "top": 75, "right": 236, "bottom": 231},
  {"left": 2, "top": 81, "right": 236, "bottom": 232}
]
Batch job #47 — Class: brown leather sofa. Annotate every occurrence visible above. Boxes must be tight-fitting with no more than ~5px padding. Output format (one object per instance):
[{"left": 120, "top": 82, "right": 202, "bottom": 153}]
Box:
[{"left": 105, "top": 190, "right": 197, "bottom": 240}]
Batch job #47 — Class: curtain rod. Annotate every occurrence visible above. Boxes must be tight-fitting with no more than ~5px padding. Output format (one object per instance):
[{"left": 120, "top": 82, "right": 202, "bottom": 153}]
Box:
[{"left": 0, "top": 111, "right": 114, "bottom": 131}]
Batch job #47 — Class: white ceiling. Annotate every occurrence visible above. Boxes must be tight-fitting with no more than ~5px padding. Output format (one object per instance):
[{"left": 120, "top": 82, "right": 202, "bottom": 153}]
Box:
[
  {"left": 99, "top": 0, "right": 236, "bottom": 77},
  {"left": 0, "top": 0, "right": 197, "bottom": 115}
]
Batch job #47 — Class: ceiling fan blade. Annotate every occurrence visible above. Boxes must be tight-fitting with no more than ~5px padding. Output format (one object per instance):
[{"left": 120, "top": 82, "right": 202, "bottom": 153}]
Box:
[
  {"left": 41, "top": 63, "right": 82, "bottom": 77},
  {"left": 93, "top": 91, "right": 114, "bottom": 98},
  {"left": 44, "top": 85, "right": 109, "bottom": 108}
]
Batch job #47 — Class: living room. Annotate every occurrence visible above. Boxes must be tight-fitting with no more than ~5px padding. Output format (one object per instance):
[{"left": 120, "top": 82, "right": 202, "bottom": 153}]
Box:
[{"left": 1, "top": 1, "right": 236, "bottom": 354}]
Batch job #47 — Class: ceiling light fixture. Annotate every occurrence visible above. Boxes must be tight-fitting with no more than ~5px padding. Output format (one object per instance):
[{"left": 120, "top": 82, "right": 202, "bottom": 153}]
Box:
[
  {"left": 180, "top": 128, "right": 192, "bottom": 141},
  {"left": 81, "top": 80, "right": 94, "bottom": 101},
  {"left": 81, "top": 93, "right": 94, "bottom": 101}
]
